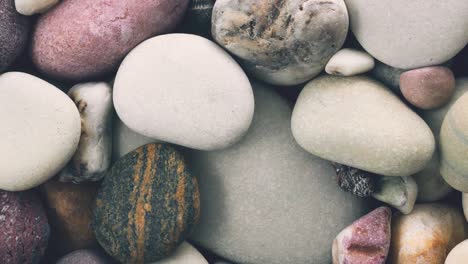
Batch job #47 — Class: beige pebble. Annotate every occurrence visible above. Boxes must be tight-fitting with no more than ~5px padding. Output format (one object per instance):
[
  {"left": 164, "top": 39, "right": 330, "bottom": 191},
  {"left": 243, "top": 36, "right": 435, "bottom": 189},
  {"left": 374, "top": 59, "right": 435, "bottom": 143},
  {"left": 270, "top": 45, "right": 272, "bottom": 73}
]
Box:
[{"left": 325, "top": 48, "right": 375, "bottom": 76}]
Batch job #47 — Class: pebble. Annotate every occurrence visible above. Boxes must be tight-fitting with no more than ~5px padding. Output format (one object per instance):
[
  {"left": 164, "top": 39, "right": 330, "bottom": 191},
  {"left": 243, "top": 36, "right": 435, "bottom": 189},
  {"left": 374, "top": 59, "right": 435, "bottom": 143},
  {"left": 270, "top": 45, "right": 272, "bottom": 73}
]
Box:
[
  {"left": 333, "top": 163, "right": 375, "bottom": 197},
  {"left": 0, "top": 190, "right": 50, "bottom": 264},
  {"left": 59, "top": 82, "right": 113, "bottom": 183},
  {"left": 372, "top": 176, "right": 418, "bottom": 214},
  {"left": 114, "top": 34, "right": 254, "bottom": 150},
  {"left": 189, "top": 83, "right": 368, "bottom": 264},
  {"left": 325, "top": 48, "right": 375, "bottom": 76},
  {"left": 151, "top": 242, "right": 208, "bottom": 264},
  {"left": 440, "top": 92, "right": 468, "bottom": 192},
  {"left": 56, "top": 249, "right": 112, "bottom": 264},
  {"left": 400, "top": 66, "right": 455, "bottom": 110},
  {"left": 15, "top": 0, "right": 59, "bottom": 15},
  {"left": 0, "top": 72, "right": 81, "bottom": 191},
  {"left": 0, "top": 0, "right": 29, "bottom": 72},
  {"left": 41, "top": 180, "right": 98, "bottom": 256},
  {"left": 446, "top": 240, "right": 468, "bottom": 264},
  {"left": 92, "top": 143, "right": 200, "bottom": 263},
  {"left": 371, "top": 61, "right": 404, "bottom": 93},
  {"left": 291, "top": 75, "right": 435, "bottom": 177},
  {"left": 178, "top": 0, "right": 214, "bottom": 37},
  {"left": 332, "top": 207, "right": 391, "bottom": 264},
  {"left": 212, "top": 0, "right": 349, "bottom": 85},
  {"left": 112, "top": 116, "right": 158, "bottom": 160},
  {"left": 413, "top": 152, "right": 453, "bottom": 202},
  {"left": 32, "top": 0, "right": 189, "bottom": 80},
  {"left": 346, "top": 0, "right": 468, "bottom": 69},
  {"left": 389, "top": 204, "right": 467, "bottom": 264}
]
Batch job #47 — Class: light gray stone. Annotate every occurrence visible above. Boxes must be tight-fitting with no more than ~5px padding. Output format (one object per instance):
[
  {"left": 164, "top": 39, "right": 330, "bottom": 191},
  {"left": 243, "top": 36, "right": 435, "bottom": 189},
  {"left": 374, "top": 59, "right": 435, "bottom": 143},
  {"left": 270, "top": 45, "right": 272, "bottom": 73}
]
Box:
[
  {"left": 114, "top": 34, "right": 254, "bottom": 150},
  {"left": 0, "top": 72, "right": 80, "bottom": 191},
  {"left": 189, "top": 82, "right": 368, "bottom": 264},
  {"left": 346, "top": 0, "right": 468, "bottom": 69},
  {"left": 325, "top": 48, "right": 375, "bottom": 76},
  {"left": 291, "top": 75, "right": 435, "bottom": 177},
  {"left": 15, "top": 0, "right": 59, "bottom": 15},
  {"left": 59, "top": 82, "right": 113, "bottom": 183},
  {"left": 413, "top": 152, "right": 452, "bottom": 202},
  {"left": 212, "top": 0, "right": 349, "bottom": 86},
  {"left": 446, "top": 239, "right": 468, "bottom": 264},
  {"left": 151, "top": 242, "right": 207, "bottom": 264},
  {"left": 372, "top": 176, "right": 418, "bottom": 214}
]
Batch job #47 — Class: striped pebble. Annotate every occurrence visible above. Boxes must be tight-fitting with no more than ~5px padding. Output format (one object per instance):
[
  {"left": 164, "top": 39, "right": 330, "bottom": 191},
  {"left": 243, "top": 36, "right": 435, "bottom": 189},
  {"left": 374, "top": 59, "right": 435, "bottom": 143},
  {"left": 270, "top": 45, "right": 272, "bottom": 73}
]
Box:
[{"left": 92, "top": 143, "right": 200, "bottom": 263}]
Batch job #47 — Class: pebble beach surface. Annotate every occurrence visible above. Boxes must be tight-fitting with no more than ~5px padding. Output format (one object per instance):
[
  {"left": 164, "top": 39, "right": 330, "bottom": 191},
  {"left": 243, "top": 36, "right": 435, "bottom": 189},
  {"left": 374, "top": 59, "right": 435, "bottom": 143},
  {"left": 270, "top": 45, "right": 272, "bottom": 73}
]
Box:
[{"left": 0, "top": 0, "right": 467, "bottom": 263}]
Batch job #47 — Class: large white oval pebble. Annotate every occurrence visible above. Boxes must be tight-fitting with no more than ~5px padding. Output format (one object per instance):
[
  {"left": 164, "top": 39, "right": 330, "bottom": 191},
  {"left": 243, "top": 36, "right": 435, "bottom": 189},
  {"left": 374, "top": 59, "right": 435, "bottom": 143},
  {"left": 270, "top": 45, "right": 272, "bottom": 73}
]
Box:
[
  {"left": 0, "top": 72, "right": 81, "bottom": 191},
  {"left": 114, "top": 34, "right": 255, "bottom": 151}
]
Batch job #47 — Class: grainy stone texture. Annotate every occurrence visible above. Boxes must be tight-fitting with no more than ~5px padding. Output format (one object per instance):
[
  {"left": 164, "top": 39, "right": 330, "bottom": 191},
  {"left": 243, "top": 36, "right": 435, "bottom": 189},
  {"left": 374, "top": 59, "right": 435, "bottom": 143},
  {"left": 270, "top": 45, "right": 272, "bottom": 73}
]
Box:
[
  {"left": 446, "top": 240, "right": 468, "bottom": 264},
  {"left": 32, "top": 0, "right": 189, "bottom": 80},
  {"left": 333, "top": 164, "right": 375, "bottom": 197},
  {"left": 59, "top": 82, "right": 113, "bottom": 183},
  {"left": 178, "top": 0, "right": 214, "bottom": 37},
  {"left": 346, "top": 0, "right": 468, "bottom": 69},
  {"left": 151, "top": 242, "right": 208, "bottom": 264},
  {"left": 15, "top": 0, "right": 59, "bottom": 15},
  {"left": 189, "top": 83, "right": 368, "bottom": 264},
  {"left": 0, "top": 72, "right": 81, "bottom": 191},
  {"left": 0, "top": 190, "right": 50, "bottom": 264},
  {"left": 41, "top": 180, "right": 99, "bottom": 256},
  {"left": 440, "top": 92, "right": 468, "bottom": 192},
  {"left": 212, "top": 0, "right": 349, "bottom": 85},
  {"left": 56, "top": 249, "right": 113, "bottom": 264},
  {"left": 93, "top": 143, "right": 200, "bottom": 263},
  {"left": 291, "top": 75, "right": 435, "bottom": 177},
  {"left": 413, "top": 152, "right": 452, "bottom": 202},
  {"left": 325, "top": 48, "right": 375, "bottom": 76},
  {"left": 332, "top": 207, "right": 391, "bottom": 264},
  {"left": 372, "top": 176, "right": 417, "bottom": 214},
  {"left": 114, "top": 34, "right": 254, "bottom": 150},
  {"left": 389, "top": 204, "right": 467, "bottom": 264},
  {"left": 400, "top": 66, "right": 455, "bottom": 110},
  {"left": 0, "top": 0, "right": 29, "bottom": 72}
]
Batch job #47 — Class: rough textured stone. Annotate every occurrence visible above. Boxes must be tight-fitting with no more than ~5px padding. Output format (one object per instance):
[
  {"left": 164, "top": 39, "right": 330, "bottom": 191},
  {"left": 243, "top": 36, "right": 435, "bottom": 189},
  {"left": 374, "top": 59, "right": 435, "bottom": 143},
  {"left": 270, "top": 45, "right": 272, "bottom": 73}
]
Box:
[
  {"left": 332, "top": 207, "right": 391, "bottom": 264},
  {"left": 0, "top": 190, "right": 50, "bottom": 264},
  {"left": 0, "top": 72, "right": 81, "bottom": 191},
  {"left": 413, "top": 152, "right": 452, "bottom": 202},
  {"left": 59, "top": 82, "right": 113, "bottom": 183},
  {"left": 346, "top": 0, "right": 468, "bottom": 69},
  {"left": 189, "top": 83, "right": 368, "bottom": 264},
  {"left": 389, "top": 204, "right": 467, "bottom": 264},
  {"left": 325, "top": 48, "right": 375, "bottom": 76},
  {"left": 114, "top": 34, "right": 254, "bottom": 150},
  {"left": 93, "top": 143, "right": 200, "bottom": 263},
  {"left": 372, "top": 176, "right": 418, "bottom": 214},
  {"left": 56, "top": 249, "right": 112, "bottom": 264},
  {"left": 291, "top": 75, "right": 435, "bottom": 177},
  {"left": 400, "top": 66, "right": 455, "bottom": 110},
  {"left": 333, "top": 164, "right": 375, "bottom": 197},
  {"left": 151, "top": 242, "right": 208, "bottom": 264},
  {"left": 0, "top": 0, "right": 29, "bottom": 72},
  {"left": 15, "top": 0, "right": 59, "bottom": 15},
  {"left": 212, "top": 0, "right": 349, "bottom": 85},
  {"left": 32, "top": 0, "right": 189, "bottom": 80},
  {"left": 446, "top": 240, "right": 468, "bottom": 264},
  {"left": 440, "top": 92, "right": 468, "bottom": 192},
  {"left": 41, "top": 180, "right": 99, "bottom": 256}
]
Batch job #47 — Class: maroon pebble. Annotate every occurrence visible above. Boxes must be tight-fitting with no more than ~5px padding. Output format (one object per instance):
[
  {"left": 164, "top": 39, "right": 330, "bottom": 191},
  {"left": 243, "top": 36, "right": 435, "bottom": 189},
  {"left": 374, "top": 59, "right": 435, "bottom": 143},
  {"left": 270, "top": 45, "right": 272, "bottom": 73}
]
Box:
[
  {"left": 31, "top": 0, "right": 189, "bottom": 81},
  {"left": 0, "top": 190, "right": 50, "bottom": 264},
  {"left": 400, "top": 66, "right": 455, "bottom": 110},
  {"left": 332, "top": 207, "right": 392, "bottom": 264}
]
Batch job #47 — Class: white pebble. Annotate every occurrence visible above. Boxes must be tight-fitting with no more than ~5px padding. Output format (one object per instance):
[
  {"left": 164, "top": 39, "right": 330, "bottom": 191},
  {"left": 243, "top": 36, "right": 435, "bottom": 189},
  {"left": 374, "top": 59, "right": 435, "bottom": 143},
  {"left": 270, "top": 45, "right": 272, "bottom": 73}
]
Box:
[
  {"left": 15, "top": 0, "right": 59, "bottom": 15},
  {"left": 325, "top": 48, "right": 375, "bottom": 76}
]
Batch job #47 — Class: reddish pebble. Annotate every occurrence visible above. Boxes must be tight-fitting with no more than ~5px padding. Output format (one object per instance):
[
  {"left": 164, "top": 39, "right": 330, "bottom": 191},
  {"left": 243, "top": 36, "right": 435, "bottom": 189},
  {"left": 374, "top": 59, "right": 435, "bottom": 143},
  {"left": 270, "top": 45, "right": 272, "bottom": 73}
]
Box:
[
  {"left": 400, "top": 66, "right": 455, "bottom": 110},
  {"left": 332, "top": 207, "right": 392, "bottom": 264}
]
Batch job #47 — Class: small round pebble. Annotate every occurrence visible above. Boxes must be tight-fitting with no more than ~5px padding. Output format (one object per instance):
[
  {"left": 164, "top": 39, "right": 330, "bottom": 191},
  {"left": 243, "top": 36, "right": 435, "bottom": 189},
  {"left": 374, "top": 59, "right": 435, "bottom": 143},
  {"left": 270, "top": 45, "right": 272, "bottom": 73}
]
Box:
[
  {"left": 325, "top": 48, "right": 375, "bottom": 76},
  {"left": 15, "top": 0, "right": 59, "bottom": 15},
  {"left": 0, "top": 0, "right": 30, "bottom": 72},
  {"left": 56, "top": 249, "right": 112, "bottom": 264},
  {"left": 446, "top": 240, "right": 468, "bottom": 264},
  {"left": 0, "top": 190, "right": 50, "bottom": 264},
  {"left": 400, "top": 66, "right": 455, "bottom": 110},
  {"left": 93, "top": 143, "right": 200, "bottom": 263}
]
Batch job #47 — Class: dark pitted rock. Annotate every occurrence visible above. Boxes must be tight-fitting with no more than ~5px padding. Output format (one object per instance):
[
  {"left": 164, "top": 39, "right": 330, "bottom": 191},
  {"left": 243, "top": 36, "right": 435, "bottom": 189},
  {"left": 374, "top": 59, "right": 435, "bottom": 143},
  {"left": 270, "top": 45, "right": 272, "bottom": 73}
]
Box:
[
  {"left": 0, "top": 0, "right": 30, "bottom": 72},
  {"left": 333, "top": 163, "right": 375, "bottom": 197},
  {"left": 0, "top": 190, "right": 50, "bottom": 264},
  {"left": 56, "top": 249, "right": 113, "bottom": 264},
  {"left": 92, "top": 143, "right": 200, "bottom": 263}
]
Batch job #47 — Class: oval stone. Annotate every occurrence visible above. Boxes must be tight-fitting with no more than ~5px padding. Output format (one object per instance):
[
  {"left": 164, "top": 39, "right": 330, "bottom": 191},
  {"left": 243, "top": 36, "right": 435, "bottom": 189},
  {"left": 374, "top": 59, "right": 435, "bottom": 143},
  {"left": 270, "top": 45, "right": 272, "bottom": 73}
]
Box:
[
  {"left": 446, "top": 240, "right": 468, "bottom": 264},
  {"left": 291, "top": 75, "right": 435, "bottom": 177},
  {"left": 439, "top": 92, "right": 468, "bottom": 192},
  {"left": 212, "top": 0, "right": 349, "bottom": 85},
  {"left": 92, "top": 143, "right": 200, "bottom": 263},
  {"left": 0, "top": 72, "right": 81, "bottom": 191},
  {"left": 15, "top": 0, "right": 59, "bottom": 15},
  {"left": 346, "top": 0, "right": 468, "bottom": 69},
  {"left": 189, "top": 83, "right": 368, "bottom": 264},
  {"left": 56, "top": 249, "right": 112, "bottom": 264},
  {"left": 32, "top": 0, "right": 189, "bottom": 80},
  {"left": 114, "top": 34, "right": 254, "bottom": 150},
  {"left": 151, "top": 242, "right": 208, "bottom": 264},
  {"left": 0, "top": 0, "right": 29, "bottom": 72}
]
